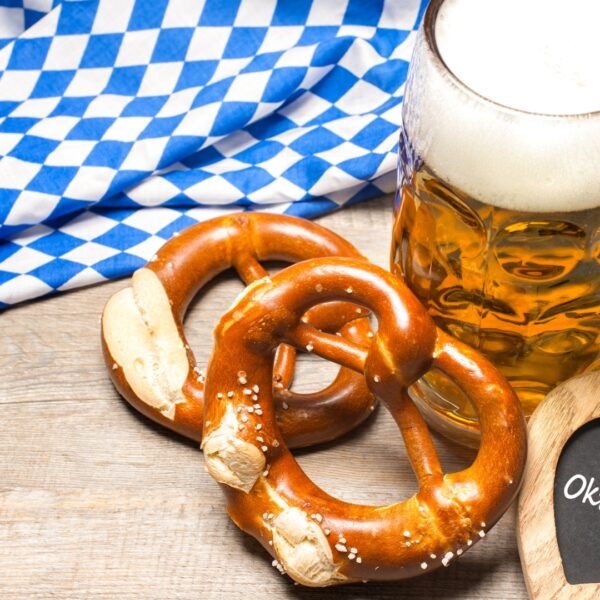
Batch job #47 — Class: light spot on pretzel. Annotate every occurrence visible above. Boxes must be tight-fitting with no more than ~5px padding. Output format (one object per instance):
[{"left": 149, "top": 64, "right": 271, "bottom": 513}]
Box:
[
  {"left": 439, "top": 478, "right": 479, "bottom": 533},
  {"left": 202, "top": 405, "right": 265, "bottom": 493},
  {"left": 102, "top": 268, "right": 188, "bottom": 420},
  {"left": 271, "top": 508, "right": 346, "bottom": 587}
]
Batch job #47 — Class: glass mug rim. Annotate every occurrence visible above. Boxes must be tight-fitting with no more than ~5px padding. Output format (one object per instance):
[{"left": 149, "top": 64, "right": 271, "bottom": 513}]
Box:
[{"left": 423, "top": 0, "right": 600, "bottom": 121}]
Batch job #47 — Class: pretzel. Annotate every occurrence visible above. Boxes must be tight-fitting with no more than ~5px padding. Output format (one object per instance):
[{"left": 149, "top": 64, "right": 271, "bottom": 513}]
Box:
[
  {"left": 202, "top": 257, "right": 527, "bottom": 586},
  {"left": 101, "top": 213, "right": 375, "bottom": 448}
]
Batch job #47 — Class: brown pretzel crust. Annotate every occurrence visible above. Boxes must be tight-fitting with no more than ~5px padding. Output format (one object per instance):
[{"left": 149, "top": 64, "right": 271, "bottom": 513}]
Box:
[
  {"left": 101, "top": 213, "right": 375, "bottom": 448},
  {"left": 202, "top": 258, "right": 527, "bottom": 586}
]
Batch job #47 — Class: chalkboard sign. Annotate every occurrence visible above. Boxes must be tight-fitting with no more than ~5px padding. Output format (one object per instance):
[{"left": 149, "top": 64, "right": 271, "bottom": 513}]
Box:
[
  {"left": 517, "top": 371, "right": 600, "bottom": 600},
  {"left": 554, "top": 419, "right": 600, "bottom": 585}
]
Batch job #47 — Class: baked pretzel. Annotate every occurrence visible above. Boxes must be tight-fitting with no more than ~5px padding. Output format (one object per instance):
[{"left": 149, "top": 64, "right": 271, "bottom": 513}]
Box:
[
  {"left": 101, "top": 213, "right": 375, "bottom": 448},
  {"left": 202, "top": 258, "right": 527, "bottom": 586}
]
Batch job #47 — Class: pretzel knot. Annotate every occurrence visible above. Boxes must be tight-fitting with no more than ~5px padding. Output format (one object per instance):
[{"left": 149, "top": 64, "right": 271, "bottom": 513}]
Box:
[
  {"left": 101, "top": 213, "right": 374, "bottom": 448},
  {"left": 202, "top": 258, "right": 527, "bottom": 587}
]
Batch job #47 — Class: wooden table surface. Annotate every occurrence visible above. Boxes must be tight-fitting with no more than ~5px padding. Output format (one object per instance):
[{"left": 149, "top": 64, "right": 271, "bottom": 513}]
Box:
[{"left": 0, "top": 196, "right": 528, "bottom": 599}]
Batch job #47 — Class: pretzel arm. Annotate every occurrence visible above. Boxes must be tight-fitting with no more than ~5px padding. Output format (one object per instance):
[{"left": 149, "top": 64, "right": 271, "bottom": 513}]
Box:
[
  {"left": 388, "top": 389, "right": 443, "bottom": 487},
  {"left": 232, "top": 251, "right": 298, "bottom": 390},
  {"left": 285, "top": 323, "right": 368, "bottom": 374},
  {"left": 233, "top": 253, "right": 269, "bottom": 284}
]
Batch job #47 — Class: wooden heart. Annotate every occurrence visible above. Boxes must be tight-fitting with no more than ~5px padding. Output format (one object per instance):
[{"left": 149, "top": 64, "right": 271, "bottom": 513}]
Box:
[
  {"left": 517, "top": 371, "right": 600, "bottom": 599},
  {"left": 554, "top": 417, "right": 600, "bottom": 584}
]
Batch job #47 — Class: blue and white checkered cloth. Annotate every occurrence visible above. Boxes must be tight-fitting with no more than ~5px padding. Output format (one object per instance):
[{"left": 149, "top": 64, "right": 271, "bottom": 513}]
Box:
[{"left": 0, "top": 0, "right": 427, "bottom": 309}]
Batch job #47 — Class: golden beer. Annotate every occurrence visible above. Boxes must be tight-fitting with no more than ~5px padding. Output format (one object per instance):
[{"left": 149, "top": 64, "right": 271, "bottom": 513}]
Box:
[
  {"left": 392, "top": 161, "right": 600, "bottom": 424},
  {"left": 394, "top": 0, "right": 600, "bottom": 441}
]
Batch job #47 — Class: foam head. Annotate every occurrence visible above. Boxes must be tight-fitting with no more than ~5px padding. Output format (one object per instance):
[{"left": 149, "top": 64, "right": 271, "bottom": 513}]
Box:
[{"left": 403, "top": 0, "right": 600, "bottom": 211}]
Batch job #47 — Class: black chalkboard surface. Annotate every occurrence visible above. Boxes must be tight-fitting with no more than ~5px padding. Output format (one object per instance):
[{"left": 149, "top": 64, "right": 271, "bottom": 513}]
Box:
[{"left": 554, "top": 418, "right": 600, "bottom": 585}]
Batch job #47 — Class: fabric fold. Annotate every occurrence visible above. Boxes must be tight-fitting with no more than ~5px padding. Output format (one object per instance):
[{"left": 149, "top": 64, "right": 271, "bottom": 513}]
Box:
[{"left": 0, "top": 0, "right": 426, "bottom": 308}]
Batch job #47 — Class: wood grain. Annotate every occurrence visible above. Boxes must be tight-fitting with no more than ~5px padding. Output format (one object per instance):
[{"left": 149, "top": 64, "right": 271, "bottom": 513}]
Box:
[
  {"left": 517, "top": 371, "right": 600, "bottom": 600},
  {"left": 0, "top": 196, "right": 527, "bottom": 599}
]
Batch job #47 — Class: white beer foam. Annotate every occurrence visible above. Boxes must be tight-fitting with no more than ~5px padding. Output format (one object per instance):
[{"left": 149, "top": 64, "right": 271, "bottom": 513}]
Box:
[
  {"left": 403, "top": 0, "right": 600, "bottom": 211},
  {"left": 436, "top": 0, "right": 600, "bottom": 116}
]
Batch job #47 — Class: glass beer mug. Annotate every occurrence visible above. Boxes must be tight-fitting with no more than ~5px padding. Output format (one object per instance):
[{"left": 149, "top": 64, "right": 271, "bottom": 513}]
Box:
[{"left": 392, "top": 0, "right": 600, "bottom": 444}]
